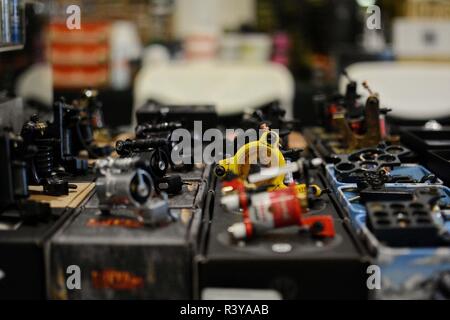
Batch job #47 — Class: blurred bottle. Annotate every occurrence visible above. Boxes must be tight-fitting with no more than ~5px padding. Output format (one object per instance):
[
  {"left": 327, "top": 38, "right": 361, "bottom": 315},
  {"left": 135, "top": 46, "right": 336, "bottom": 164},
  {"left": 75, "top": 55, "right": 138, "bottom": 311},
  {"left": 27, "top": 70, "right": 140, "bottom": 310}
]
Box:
[
  {"left": 219, "top": 33, "right": 241, "bottom": 61},
  {"left": 176, "top": 0, "right": 221, "bottom": 60},
  {"left": 110, "top": 21, "right": 143, "bottom": 90},
  {"left": 272, "top": 32, "right": 290, "bottom": 66},
  {"left": 1, "top": 0, "right": 11, "bottom": 44},
  {"left": 10, "top": 0, "right": 23, "bottom": 44},
  {"left": 241, "top": 33, "right": 271, "bottom": 64},
  {"left": 149, "top": 0, "right": 175, "bottom": 42}
]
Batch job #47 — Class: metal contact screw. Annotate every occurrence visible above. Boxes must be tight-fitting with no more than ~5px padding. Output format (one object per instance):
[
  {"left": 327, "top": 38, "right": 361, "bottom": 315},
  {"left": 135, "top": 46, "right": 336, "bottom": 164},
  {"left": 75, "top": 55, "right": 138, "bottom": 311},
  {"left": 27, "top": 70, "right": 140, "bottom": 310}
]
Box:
[{"left": 272, "top": 243, "right": 292, "bottom": 253}]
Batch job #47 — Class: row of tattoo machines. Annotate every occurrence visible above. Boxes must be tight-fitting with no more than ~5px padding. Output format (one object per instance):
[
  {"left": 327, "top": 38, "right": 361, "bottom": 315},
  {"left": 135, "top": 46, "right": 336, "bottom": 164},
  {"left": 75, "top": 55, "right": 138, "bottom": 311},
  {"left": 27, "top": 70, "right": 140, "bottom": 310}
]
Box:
[
  {"left": 206, "top": 73, "right": 450, "bottom": 300},
  {"left": 0, "top": 91, "right": 213, "bottom": 299},
  {"left": 1, "top": 88, "right": 363, "bottom": 300},
  {"left": 1, "top": 73, "right": 449, "bottom": 300},
  {"left": 1, "top": 91, "right": 203, "bottom": 226},
  {"left": 303, "top": 73, "right": 450, "bottom": 300}
]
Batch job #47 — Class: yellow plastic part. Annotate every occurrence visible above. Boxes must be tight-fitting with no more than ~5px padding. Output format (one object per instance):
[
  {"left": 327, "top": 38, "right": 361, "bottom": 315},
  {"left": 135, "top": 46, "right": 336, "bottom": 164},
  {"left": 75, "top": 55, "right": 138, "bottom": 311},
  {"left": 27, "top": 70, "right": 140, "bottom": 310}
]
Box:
[
  {"left": 216, "top": 131, "right": 324, "bottom": 197},
  {"left": 216, "top": 131, "right": 286, "bottom": 190},
  {"left": 295, "top": 184, "right": 322, "bottom": 197}
]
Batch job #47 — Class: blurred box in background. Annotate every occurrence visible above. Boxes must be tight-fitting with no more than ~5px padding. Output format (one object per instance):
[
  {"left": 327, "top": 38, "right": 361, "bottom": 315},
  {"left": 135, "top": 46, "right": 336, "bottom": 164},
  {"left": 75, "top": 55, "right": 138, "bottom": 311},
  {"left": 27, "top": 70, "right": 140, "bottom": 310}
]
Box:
[
  {"left": 394, "top": 0, "right": 450, "bottom": 60},
  {"left": 48, "top": 22, "right": 111, "bottom": 89},
  {"left": 404, "top": 0, "right": 450, "bottom": 19},
  {"left": 394, "top": 19, "right": 450, "bottom": 59}
]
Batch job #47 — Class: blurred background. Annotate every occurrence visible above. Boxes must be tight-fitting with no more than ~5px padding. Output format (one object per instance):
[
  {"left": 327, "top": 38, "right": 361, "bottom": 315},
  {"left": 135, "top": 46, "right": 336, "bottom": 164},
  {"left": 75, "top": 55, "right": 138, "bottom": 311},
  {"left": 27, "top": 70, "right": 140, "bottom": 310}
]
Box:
[{"left": 1, "top": 0, "right": 449, "bottom": 131}]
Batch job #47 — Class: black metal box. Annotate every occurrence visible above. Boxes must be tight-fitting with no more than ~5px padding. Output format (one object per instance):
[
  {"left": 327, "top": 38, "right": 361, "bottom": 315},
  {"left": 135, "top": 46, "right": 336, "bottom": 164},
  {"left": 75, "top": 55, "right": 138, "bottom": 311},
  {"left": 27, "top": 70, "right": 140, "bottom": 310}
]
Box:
[
  {"left": 136, "top": 100, "right": 218, "bottom": 130},
  {"left": 47, "top": 167, "right": 211, "bottom": 299},
  {"left": 197, "top": 173, "right": 370, "bottom": 300},
  {"left": 0, "top": 208, "right": 71, "bottom": 299}
]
